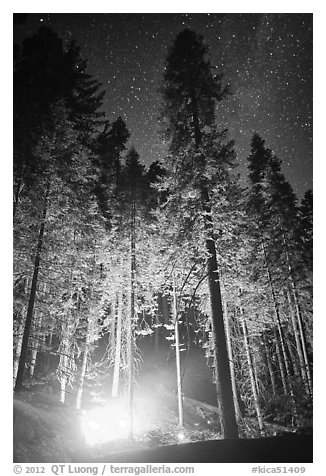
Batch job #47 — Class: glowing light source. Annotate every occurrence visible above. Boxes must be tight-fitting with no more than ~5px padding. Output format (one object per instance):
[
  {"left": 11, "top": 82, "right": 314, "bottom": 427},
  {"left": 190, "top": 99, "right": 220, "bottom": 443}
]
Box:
[
  {"left": 80, "top": 397, "right": 155, "bottom": 446},
  {"left": 81, "top": 402, "right": 129, "bottom": 446},
  {"left": 177, "top": 431, "right": 185, "bottom": 442}
]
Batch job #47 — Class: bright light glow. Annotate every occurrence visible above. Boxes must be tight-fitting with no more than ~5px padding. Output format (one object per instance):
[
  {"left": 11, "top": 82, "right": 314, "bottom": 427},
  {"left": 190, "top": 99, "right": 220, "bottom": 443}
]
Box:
[
  {"left": 81, "top": 401, "right": 128, "bottom": 446},
  {"left": 80, "top": 397, "right": 154, "bottom": 446},
  {"left": 177, "top": 431, "right": 185, "bottom": 441}
]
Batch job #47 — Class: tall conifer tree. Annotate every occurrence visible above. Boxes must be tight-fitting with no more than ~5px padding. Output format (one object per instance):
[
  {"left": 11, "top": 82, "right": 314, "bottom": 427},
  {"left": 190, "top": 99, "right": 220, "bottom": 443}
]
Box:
[{"left": 160, "top": 29, "right": 238, "bottom": 438}]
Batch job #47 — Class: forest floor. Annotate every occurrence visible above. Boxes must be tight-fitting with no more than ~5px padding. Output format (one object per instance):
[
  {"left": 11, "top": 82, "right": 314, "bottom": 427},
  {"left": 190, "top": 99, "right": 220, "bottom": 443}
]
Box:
[{"left": 13, "top": 382, "right": 312, "bottom": 463}]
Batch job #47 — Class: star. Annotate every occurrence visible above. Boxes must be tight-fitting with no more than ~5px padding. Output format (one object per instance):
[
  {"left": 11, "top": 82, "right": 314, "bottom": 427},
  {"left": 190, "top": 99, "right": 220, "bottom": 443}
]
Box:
[{"left": 14, "top": 13, "right": 312, "bottom": 198}]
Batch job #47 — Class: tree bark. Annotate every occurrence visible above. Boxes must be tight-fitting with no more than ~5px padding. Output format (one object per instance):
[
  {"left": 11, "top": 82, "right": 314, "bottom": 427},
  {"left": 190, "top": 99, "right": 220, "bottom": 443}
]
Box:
[
  {"left": 263, "top": 334, "right": 277, "bottom": 396},
  {"left": 13, "top": 314, "right": 25, "bottom": 387},
  {"left": 202, "top": 203, "right": 238, "bottom": 438},
  {"left": 283, "top": 234, "right": 312, "bottom": 395},
  {"left": 46, "top": 331, "right": 53, "bottom": 370},
  {"left": 189, "top": 91, "right": 238, "bottom": 438},
  {"left": 60, "top": 352, "right": 68, "bottom": 404},
  {"left": 127, "top": 197, "right": 136, "bottom": 439},
  {"left": 112, "top": 289, "right": 123, "bottom": 398},
  {"left": 261, "top": 241, "right": 292, "bottom": 388},
  {"left": 162, "top": 294, "right": 170, "bottom": 325},
  {"left": 286, "top": 336, "right": 300, "bottom": 379},
  {"left": 76, "top": 318, "right": 90, "bottom": 410},
  {"left": 286, "top": 290, "right": 310, "bottom": 393},
  {"left": 275, "top": 338, "right": 287, "bottom": 394},
  {"left": 173, "top": 273, "right": 184, "bottom": 428},
  {"left": 29, "top": 313, "right": 43, "bottom": 377},
  {"left": 221, "top": 287, "right": 242, "bottom": 421},
  {"left": 240, "top": 307, "right": 264, "bottom": 433},
  {"left": 14, "top": 182, "right": 50, "bottom": 392}
]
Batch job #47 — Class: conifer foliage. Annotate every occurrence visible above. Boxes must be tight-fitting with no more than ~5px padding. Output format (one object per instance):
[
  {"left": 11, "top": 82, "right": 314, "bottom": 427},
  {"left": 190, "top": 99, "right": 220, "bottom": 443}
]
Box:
[{"left": 13, "top": 25, "right": 312, "bottom": 444}]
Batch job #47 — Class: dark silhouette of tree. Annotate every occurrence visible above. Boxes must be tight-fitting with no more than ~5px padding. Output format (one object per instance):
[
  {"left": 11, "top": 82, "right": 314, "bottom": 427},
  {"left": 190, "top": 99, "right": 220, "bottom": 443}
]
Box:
[
  {"left": 93, "top": 117, "right": 130, "bottom": 223},
  {"left": 14, "top": 27, "right": 105, "bottom": 217}
]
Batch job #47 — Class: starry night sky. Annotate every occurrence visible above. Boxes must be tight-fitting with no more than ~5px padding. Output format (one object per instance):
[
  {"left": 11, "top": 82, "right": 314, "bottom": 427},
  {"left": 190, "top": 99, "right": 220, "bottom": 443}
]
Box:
[{"left": 14, "top": 13, "right": 313, "bottom": 199}]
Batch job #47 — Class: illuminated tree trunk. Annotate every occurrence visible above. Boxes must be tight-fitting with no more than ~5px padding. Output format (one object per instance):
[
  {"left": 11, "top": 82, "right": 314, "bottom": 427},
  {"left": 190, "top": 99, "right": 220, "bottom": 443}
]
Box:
[
  {"left": 60, "top": 352, "right": 68, "bottom": 404},
  {"left": 200, "top": 194, "right": 238, "bottom": 438},
  {"left": 191, "top": 92, "right": 238, "bottom": 438},
  {"left": 58, "top": 322, "right": 72, "bottom": 405},
  {"left": 109, "top": 309, "right": 116, "bottom": 362},
  {"left": 283, "top": 234, "right": 312, "bottom": 395},
  {"left": 127, "top": 199, "right": 136, "bottom": 439},
  {"left": 286, "top": 337, "right": 300, "bottom": 379},
  {"left": 29, "top": 313, "right": 43, "bottom": 377},
  {"left": 261, "top": 241, "right": 292, "bottom": 390},
  {"left": 76, "top": 318, "right": 90, "bottom": 410},
  {"left": 221, "top": 293, "right": 241, "bottom": 421},
  {"left": 286, "top": 290, "right": 310, "bottom": 393},
  {"left": 275, "top": 339, "right": 287, "bottom": 394},
  {"left": 58, "top": 288, "right": 78, "bottom": 405},
  {"left": 173, "top": 273, "right": 184, "bottom": 428},
  {"left": 263, "top": 334, "right": 277, "bottom": 396},
  {"left": 14, "top": 182, "right": 50, "bottom": 393},
  {"left": 161, "top": 31, "right": 238, "bottom": 439},
  {"left": 252, "top": 349, "right": 260, "bottom": 396},
  {"left": 112, "top": 289, "right": 123, "bottom": 398},
  {"left": 240, "top": 307, "right": 264, "bottom": 432},
  {"left": 154, "top": 319, "right": 160, "bottom": 353},
  {"left": 46, "top": 330, "right": 53, "bottom": 370},
  {"left": 13, "top": 315, "right": 25, "bottom": 387}
]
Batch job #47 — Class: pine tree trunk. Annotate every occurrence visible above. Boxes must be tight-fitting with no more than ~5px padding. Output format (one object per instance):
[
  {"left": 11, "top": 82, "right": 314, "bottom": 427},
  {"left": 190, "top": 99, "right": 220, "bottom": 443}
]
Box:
[
  {"left": 262, "top": 244, "right": 298, "bottom": 421},
  {"left": 59, "top": 336, "right": 69, "bottom": 404},
  {"left": 162, "top": 294, "right": 170, "bottom": 325},
  {"left": 14, "top": 182, "right": 50, "bottom": 392},
  {"left": 154, "top": 294, "right": 162, "bottom": 353},
  {"left": 240, "top": 307, "right": 264, "bottom": 432},
  {"left": 203, "top": 210, "right": 238, "bottom": 438},
  {"left": 46, "top": 331, "right": 53, "bottom": 370},
  {"left": 109, "top": 307, "right": 116, "bottom": 361},
  {"left": 76, "top": 319, "right": 90, "bottom": 410},
  {"left": 127, "top": 198, "right": 136, "bottom": 439},
  {"left": 283, "top": 234, "right": 312, "bottom": 395},
  {"left": 275, "top": 338, "right": 287, "bottom": 394},
  {"left": 221, "top": 290, "right": 241, "bottom": 421},
  {"left": 252, "top": 348, "right": 260, "bottom": 397},
  {"left": 189, "top": 92, "right": 238, "bottom": 438},
  {"left": 154, "top": 320, "right": 160, "bottom": 353},
  {"left": 29, "top": 313, "right": 42, "bottom": 377},
  {"left": 173, "top": 273, "right": 184, "bottom": 428},
  {"left": 112, "top": 289, "right": 123, "bottom": 398},
  {"left": 60, "top": 356, "right": 67, "bottom": 404},
  {"left": 261, "top": 241, "right": 293, "bottom": 388},
  {"left": 13, "top": 314, "right": 25, "bottom": 387},
  {"left": 286, "top": 336, "right": 300, "bottom": 379},
  {"left": 263, "top": 334, "right": 277, "bottom": 396},
  {"left": 286, "top": 290, "right": 310, "bottom": 393}
]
